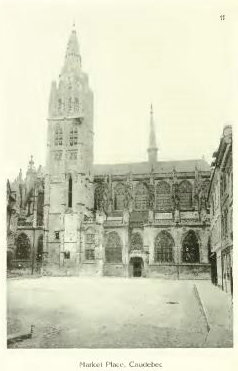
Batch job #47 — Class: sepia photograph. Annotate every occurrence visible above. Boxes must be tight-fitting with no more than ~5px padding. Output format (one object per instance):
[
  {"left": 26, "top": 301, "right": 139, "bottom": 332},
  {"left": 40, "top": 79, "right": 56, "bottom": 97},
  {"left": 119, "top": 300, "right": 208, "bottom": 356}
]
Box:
[{"left": 1, "top": 0, "right": 236, "bottom": 362}]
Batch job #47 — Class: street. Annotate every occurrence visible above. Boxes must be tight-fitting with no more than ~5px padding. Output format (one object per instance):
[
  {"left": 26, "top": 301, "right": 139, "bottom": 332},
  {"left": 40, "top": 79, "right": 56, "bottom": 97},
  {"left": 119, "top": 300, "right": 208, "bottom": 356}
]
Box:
[{"left": 7, "top": 277, "right": 232, "bottom": 348}]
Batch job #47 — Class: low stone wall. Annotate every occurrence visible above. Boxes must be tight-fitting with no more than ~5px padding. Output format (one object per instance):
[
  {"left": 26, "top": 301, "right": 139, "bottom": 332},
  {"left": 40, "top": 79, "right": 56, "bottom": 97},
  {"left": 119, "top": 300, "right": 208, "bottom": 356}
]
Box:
[
  {"left": 8, "top": 260, "right": 32, "bottom": 276},
  {"left": 103, "top": 263, "right": 126, "bottom": 277},
  {"left": 148, "top": 264, "right": 178, "bottom": 279},
  {"left": 178, "top": 264, "right": 211, "bottom": 280},
  {"left": 147, "top": 263, "right": 210, "bottom": 280},
  {"left": 79, "top": 262, "right": 103, "bottom": 276}
]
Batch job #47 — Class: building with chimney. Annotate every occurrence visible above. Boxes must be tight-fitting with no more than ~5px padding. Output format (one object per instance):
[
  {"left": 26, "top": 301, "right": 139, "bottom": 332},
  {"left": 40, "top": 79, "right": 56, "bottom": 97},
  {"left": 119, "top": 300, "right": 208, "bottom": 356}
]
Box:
[{"left": 7, "top": 26, "right": 212, "bottom": 278}]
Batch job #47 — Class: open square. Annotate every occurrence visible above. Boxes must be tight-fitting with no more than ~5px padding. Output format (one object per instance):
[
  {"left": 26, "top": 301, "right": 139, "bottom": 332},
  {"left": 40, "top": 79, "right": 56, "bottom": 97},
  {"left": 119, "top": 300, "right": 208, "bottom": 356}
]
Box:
[{"left": 7, "top": 277, "right": 232, "bottom": 348}]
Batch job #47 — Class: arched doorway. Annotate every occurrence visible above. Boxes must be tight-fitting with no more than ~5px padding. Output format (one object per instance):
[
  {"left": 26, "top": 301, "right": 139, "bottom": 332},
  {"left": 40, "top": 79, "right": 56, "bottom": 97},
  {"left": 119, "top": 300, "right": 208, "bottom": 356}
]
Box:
[
  {"left": 130, "top": 257, "right": 144, "bottom": 277},
  {"left": 36, "top": 235, "right": 43, "bottom": 272},
  {"left": 16, "top": 233, "right": 31, "bottom": 260}
]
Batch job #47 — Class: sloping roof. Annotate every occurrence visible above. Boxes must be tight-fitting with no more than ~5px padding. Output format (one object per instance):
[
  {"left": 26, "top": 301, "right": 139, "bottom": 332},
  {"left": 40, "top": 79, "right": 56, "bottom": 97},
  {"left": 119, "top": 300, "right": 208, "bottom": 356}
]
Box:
[{"left": 93, "top": 159, "right": 210, "bottom": 176}]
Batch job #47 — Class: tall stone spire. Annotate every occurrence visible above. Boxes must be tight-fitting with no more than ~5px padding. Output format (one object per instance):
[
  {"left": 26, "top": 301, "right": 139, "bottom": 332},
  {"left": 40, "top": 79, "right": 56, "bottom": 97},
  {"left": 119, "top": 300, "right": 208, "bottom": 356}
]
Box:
[
  {"left": 61, "top": 23, "right": 81, "bottom": 75},
  {"left": 147, "top": 104, "right": 158, "bottom": 164}
]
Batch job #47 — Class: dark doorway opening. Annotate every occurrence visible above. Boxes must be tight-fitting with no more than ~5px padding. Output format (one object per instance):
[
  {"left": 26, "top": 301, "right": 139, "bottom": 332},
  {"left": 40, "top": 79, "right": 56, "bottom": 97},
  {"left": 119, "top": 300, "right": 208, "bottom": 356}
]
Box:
[
  {"left": 209, "top": 252, "right": 217, "bottom": 285},
  {"left": 130, "top": 257, "right": 143, "bottom": 277}
]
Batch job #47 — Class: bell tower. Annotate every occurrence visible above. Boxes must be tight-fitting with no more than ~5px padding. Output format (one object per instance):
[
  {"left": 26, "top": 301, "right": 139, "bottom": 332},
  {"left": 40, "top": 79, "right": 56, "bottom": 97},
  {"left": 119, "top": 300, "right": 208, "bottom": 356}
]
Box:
[{"left": 44, "top": 25, "right": 94, "bottom": 273}]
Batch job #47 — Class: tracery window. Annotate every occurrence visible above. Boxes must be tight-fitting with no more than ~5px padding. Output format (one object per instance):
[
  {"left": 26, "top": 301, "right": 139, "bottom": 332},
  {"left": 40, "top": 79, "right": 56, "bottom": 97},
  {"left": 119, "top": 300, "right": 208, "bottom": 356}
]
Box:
[
  {"left": 178, "top": 180, "right": 193, "bottom": 209},
  {"left": 154, "top": 231, "right": 174, "bottom": 263},
  {"left": 182, "top": 230, "right": 200, "bottom": 263},
  {"left": 74, "top": 97, "right": 79, "bottom": 112},
  {"left": 37, "top": 191, "right": 44, "bottom": 226},
  {"left": 85, "top": 229, "right": 96, "bottom": 260},
  {"left": 16, "top": 233, "right": 31, "bottom": 260},
  {"left": 130, "top": 233, "right": 143, "bottom": 252},
  {"left": 114, "top": 183, "right": 125, "bottom": 211},
  {"left": 155, "top": 181, "right": 171, "bottom": 210},
  {"left": 134, "top": 182, "right": 149, "bottom": 210},
  {"left": 105, "top": 232, "right": 122, "bottom": 263},
  {"left": 69, "top": 127, "right": 78, "bottom": 146},
  {"left": 54, "top": 127, "right": 63, "bottom": 146},
  {"left": 68, "top": 97, "right": 72, "bottom": 112}
]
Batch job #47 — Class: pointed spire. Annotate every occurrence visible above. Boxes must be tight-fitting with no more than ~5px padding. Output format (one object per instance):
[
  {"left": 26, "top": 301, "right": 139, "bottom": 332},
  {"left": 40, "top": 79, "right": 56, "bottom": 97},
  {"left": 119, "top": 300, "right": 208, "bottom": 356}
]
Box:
[
  {"left": 147, "top": 104, "right": 158, "bottom": 164},
  {"left": 62, "top": 24, "right": 81, "bottom": 74}
]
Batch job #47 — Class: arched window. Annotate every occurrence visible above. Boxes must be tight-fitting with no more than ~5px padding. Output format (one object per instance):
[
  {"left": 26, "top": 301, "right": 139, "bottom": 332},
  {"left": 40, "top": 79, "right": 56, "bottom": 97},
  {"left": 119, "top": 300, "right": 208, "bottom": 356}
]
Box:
[
  {"left": 37, "top": 191, "right": 44, "bottom": 226},
  {"left": 54, "top": 127, "right": 63, "bottom": 146},
  {"left": 58, "top": 98, "right": 62, "bottom": 112},
  {"left": 16, "top": 233, "right": 31, "bottom": 260},
  {"left": 68, "top": 175, "right": 72, "bottom": 208},
  {"left": 36, "top": 235, "right": 43, "bottom": 263},
  {"left": 178, "top": 180, "right": 193, "bottom": 209},
  {"left": 68, "top": 97, "right": 72, "bottom": 112},
  {"left": 134, "top": 182, "right": 149, "bottom": 210},
  {"left": 155, "top": 181, "right": 172, "bottom": 210},
  {"left": 114, "top": 183, "right": 125, "bottom": 211},
  {"left": 154, "top": 231, "right": 174, "bottom": 263},
  {"left": 130, "top": 233, "right": 143, "bottom": 252},
  {"left": 74, "top": 97, "right": 79, "bottom": 112},
  {"left": 182, "top": 230, "right": 200, "bottom": 263},
  {"left": 105, "top": 232, "right": 122, "bottom": 263},
  {"left": 85, "top": 228, "right": 96, "bottom": 260},
  {"left": 69, "top": 127, "right": 78, "bottom": 146}
]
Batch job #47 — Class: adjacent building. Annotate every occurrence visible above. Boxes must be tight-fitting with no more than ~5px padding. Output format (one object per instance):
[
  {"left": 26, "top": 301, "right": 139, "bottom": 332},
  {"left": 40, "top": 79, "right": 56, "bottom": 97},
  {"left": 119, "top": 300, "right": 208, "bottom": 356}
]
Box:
[{"left": 208, "top": 125, "right": 233, "bottom": 294}]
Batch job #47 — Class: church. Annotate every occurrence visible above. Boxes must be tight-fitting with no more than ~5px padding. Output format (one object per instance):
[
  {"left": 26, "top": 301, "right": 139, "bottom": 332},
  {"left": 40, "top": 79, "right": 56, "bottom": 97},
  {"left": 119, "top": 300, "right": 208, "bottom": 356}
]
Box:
[{"left": 7, "top": 27, "right": 212, "bottom": 279}]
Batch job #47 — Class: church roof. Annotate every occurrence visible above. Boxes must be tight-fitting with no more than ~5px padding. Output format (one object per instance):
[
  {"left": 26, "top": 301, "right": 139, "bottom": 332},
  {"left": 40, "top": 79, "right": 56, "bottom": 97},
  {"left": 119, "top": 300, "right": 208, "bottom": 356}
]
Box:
[{"left": 93, "top": 159, "right": 210, "bottom": 176}]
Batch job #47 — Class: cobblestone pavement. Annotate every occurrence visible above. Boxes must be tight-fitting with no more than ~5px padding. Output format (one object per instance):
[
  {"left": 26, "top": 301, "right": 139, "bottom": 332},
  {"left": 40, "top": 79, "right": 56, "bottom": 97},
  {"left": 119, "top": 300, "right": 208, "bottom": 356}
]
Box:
[{"left": 7, "top": 277, "right": 232, "bottom": 348}]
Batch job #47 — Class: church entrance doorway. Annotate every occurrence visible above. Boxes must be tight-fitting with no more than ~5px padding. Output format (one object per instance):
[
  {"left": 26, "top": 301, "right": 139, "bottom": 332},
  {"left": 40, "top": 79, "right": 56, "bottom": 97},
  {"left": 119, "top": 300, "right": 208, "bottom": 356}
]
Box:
[{"left": 130, "top": 257, "right": 143, "bottom": 277}]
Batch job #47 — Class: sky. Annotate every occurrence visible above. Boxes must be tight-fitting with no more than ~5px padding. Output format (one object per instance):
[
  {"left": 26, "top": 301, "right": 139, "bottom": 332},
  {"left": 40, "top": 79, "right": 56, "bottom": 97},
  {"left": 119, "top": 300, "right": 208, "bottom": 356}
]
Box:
[{"left": 0, "top": 0, "right": 237, "bottom": 180}]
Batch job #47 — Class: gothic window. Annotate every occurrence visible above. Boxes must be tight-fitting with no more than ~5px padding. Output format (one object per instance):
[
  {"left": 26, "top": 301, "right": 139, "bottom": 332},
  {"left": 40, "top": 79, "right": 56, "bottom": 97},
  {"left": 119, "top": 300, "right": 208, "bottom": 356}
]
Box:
[
  {"left": 105, "top": 232, "right": 122, "bottom": 263},
  {"left": 134, "top": 182, "right": 149, "bottom": 210},
  {"left": 69, "top": 127, "right": 78, "bottom": 146},
  {"left": 85, "top": 229, "right": 96, "bottom": 260},
  {"left": 178, "top": 180, "right": 193, "bottom": 210},
  {"left": 94, "top": 183, "right": 109, "bottom": 211},
  {"left": 16, "top": 233, "right": 31, "bottom": 260},
  {"left": 36, "top": 235, "right": 43, "bottom": 263},
  {"left": 68, "top": 97, "right": 72, "bottom": 112},
  {"left": 37, "top": 191, "right": 44, "bottom": 226},
  {"left": 74, "top": 97, "right": 79, "bottom": 112},
  {"left": 68, "top": 175, "right": 72, "bottom": 208},
  {"left": 154, "top": 231, "right": 174, "bottom": 263},
  {"left": 114, "top": 183, "right": 125, "bottom": 211},
  {"left": 58, "top": 98, "right": 62, "bottom": 111},
  {"left": 155, "top": 181, "right": 172, "bottom": 210},
  {"left": 54, "top": 127, "right": 63, "bottom": 146},
  {"left": 182, "top": 230, "right": 200, "bottom": 263},
  {"left": 130, "top": 233, "right": 143, "bottom": 252}
]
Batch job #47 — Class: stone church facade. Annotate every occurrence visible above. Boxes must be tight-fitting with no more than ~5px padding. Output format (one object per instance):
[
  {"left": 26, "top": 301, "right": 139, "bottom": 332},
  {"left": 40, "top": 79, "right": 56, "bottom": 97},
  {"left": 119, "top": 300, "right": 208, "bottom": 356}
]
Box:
[{"left": 7, "top": 27, "right": 211, "bottom": 279}]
